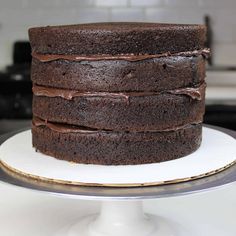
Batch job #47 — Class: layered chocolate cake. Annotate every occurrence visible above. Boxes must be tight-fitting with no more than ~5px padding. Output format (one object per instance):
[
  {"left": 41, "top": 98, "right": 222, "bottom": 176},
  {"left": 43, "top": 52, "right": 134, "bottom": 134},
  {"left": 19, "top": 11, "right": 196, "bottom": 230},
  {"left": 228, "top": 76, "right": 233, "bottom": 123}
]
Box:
[{"left": 29, "top": 22, "right": 208, "bottom": 165}]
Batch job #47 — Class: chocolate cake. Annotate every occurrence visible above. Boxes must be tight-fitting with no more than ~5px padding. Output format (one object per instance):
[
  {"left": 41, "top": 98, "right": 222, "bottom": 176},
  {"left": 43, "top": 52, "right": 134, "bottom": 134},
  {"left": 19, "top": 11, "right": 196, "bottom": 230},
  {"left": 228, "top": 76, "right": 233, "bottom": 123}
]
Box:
[{"left": 29, "top": 22, "right": 208, "bottom": 165}]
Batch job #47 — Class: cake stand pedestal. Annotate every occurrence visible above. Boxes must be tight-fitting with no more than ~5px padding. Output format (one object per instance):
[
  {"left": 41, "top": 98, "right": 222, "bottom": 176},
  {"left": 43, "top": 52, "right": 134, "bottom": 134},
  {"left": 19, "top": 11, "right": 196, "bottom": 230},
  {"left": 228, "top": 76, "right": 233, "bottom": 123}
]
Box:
[
  {"left": 57, "top": 201, "right": 185, "bottom": 236},
  {"left": 0, "top": 126, "right": 236, "bottom": 236}
]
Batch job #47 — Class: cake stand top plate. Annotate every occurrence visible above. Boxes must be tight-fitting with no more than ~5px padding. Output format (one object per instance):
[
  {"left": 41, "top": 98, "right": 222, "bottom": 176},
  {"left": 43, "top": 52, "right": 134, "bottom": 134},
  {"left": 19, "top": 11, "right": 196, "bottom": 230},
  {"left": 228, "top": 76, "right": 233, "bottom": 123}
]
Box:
[{"left": 0, "top": 126, "right": 236, "bottom": 200}]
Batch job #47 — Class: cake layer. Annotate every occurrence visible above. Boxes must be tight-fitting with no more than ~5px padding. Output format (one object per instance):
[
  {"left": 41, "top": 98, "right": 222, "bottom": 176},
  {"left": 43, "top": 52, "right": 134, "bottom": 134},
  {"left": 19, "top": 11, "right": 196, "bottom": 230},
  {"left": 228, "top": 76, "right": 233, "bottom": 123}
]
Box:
[
  {"left": 32, "top": 83, "right": 205, "bottom": 131},
  {"left": 31, "top": 54, "right": 205, "bottom": 92},
  {"left": 28, "top": 22, "right": 206, "bottom": 55},
  {"left": 32, "top": 119, "right": 202, "bottom": 165}
]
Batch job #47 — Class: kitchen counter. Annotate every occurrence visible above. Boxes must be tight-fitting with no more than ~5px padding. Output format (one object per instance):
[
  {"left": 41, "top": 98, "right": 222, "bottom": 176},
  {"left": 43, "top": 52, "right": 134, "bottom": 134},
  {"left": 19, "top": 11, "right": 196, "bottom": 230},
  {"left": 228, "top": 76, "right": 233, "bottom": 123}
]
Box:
[
  {"left": 206, "top": 86, "right": 236, "bottom": 104},
  {"left": 206, "top": 70, "right": 236, "bottom": 105}
]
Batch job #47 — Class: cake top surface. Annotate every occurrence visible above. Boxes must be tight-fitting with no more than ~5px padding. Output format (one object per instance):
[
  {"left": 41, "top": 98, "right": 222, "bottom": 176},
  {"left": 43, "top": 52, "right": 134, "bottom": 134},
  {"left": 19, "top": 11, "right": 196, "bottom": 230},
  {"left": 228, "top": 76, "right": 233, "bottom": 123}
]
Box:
[
  {"left": 29, "top": 22, "right": 206, "bottom": 55},
  {"left": 29, "top": 22, "right": 205, "bottom": 32}
]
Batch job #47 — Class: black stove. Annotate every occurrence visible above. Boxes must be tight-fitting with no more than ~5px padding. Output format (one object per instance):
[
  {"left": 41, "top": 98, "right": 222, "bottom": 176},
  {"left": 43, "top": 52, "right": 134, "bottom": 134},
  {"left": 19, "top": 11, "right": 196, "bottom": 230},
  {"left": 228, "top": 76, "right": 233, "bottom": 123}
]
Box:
[
  {"left": 204, "top": 104, "right": 236, "bottom": 131},
  {"left": 0, "top": 41, "right": 32, "bottom": 134}
]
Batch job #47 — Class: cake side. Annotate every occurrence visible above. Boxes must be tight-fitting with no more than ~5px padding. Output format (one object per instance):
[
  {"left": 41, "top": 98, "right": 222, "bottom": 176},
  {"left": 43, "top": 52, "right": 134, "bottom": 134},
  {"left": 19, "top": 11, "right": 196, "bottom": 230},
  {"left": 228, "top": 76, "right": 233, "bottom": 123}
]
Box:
[
  {"left": 32, "top": 119, "right": 202, "bottom": 165},
  {"left": 29, "top": 22, "right": 207, "bottom": 165},
  {"left": 32, "top": 83, "right": 205, "bottom": 131},
  {"left": 31, "top": 55, "right": 205, "bottom": 92},
  {"left": 28, "top": 22, "right": 206, "bottom": 55}
]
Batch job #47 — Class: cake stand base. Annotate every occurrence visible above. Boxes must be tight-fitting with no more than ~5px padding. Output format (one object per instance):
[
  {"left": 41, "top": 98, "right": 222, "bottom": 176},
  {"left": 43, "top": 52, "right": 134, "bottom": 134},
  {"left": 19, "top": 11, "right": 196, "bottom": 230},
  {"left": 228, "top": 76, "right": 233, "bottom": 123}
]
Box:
[{"left": 56, "top": 201, "right": 189, "bottom": 236}]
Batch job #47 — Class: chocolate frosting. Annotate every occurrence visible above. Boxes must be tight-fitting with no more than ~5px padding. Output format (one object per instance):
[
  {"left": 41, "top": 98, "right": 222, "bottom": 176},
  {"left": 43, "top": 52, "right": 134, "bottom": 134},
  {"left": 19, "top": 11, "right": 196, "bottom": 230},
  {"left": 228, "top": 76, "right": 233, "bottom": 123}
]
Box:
[
  {"left": 33, "top": 83, "right": 206, "bottom": 101},
  {"left": 32, "top": 48, "right": 210, "bottom": 63},
  {"left": 32, "top": 117, "right": 99, "bottom": 134},
  {"left": 32, "top": 117, "right": 202, "bottom": 134},
  {"left": 168, "top": 83, "right": 206, "bottom": 100},
  {"left": 32, "top": 86, "right": 129, "bottom": 100}
]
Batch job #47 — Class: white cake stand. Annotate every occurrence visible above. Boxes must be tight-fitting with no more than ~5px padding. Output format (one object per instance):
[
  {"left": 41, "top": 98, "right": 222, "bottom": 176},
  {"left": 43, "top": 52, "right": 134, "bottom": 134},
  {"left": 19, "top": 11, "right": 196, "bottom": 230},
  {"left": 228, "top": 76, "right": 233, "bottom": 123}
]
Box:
[{"left": 0, "top": 126, "right": 236, "bottom": 236}]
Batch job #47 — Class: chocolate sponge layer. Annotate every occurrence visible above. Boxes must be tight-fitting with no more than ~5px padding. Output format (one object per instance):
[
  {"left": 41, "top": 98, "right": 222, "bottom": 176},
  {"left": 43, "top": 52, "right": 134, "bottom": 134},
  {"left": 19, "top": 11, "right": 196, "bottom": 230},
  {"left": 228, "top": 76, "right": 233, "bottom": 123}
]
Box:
[
  {"left": 31, "top": 55, "right": 205, "bottom": 92},
  {"left": 32, "top": 89, "right": 205, "bottom": 131},
  {"left": 29, "top": 22, "right": 206, "bottom": 55},
  {"left": 32, "top": 121, "right": 202, "bottom": 165}
]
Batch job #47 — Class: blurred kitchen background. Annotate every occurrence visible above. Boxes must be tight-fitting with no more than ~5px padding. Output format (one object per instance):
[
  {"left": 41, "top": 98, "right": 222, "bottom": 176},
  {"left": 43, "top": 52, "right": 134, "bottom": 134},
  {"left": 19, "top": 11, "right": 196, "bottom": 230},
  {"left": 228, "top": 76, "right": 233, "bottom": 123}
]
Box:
[{"left": 0, "top": 0, "right": 236, "bottom": 134}]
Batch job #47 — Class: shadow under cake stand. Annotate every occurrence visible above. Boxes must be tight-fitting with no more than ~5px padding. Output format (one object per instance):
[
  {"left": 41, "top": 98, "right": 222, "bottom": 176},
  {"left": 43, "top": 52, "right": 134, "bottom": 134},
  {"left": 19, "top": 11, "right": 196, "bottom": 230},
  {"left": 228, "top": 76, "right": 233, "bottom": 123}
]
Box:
[{"left": 0, "top": 126, "right": 236, "bottom": 236}]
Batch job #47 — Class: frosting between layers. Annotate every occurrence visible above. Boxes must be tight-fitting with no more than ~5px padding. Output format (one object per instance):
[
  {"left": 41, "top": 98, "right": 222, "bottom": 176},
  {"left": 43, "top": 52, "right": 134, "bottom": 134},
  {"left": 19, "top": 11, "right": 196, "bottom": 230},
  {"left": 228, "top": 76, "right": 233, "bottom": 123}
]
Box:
[
  {"left": 32, "top": 48, "right": 210, "bottom": 63},
  {"left": 32, "top": 117, "right": 202, "bottom": 134},
  {"left": 33, "top": 83, "right": 206, "bottom": 101}
]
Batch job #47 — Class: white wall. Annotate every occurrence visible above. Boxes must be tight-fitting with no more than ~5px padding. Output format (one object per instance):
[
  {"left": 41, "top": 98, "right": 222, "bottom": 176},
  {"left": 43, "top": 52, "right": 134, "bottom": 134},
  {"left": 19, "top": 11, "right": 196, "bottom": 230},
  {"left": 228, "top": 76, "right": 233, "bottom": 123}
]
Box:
[{"left": 0, "top": 0, "right": 236, "bottom": 68}]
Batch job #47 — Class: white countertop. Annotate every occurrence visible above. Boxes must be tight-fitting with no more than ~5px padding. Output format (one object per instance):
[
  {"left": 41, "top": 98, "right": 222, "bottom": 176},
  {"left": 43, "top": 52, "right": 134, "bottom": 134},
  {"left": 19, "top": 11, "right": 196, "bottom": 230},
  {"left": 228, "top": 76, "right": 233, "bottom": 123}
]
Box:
[
  {"left": 206, "top": 70, "right": 236, "bottom": 104},
  {"left": 206, "top": 86, "right": 236, "bottom": 104},
  {"left": 0, "top": 181, "right": 236, "bottom": 236}
]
